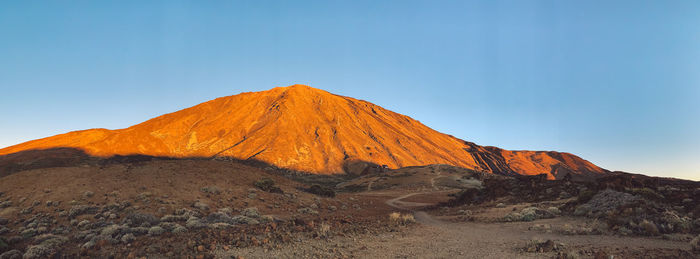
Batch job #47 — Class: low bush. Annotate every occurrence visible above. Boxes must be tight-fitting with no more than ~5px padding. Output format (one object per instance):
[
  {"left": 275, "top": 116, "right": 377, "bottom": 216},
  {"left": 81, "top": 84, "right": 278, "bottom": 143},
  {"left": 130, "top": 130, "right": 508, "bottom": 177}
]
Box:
[
  {"left": 626, "top": 188, "right": 664, "bottom": 200},
  {"left": 200, "top": 186, "right": 221, "bottom": 195},
  {"left": 306, "top": 184, "right": 335, "bottom": 197},
  {"left": 401, "top": 214, "right": 416, "bottom": 223},
  {"left": 577, "top": 190, "right": 597, "bottom": 203},
  {"left": 254, "top": 178, "right": 283, "bottom": 193},
  {"left": 389, "top": 212, "right": 415, "bottom": 225},
  {"left": 389, "top": 212, "right": 401, "bottom": 221},
  {"left": 316, "top": 222, "right": 331, "bottom": 238},
  {"left": 640, "top": 219, "right": 659, "bottom": 236},
  {"left": 691, "top": 234, "right": 700, "bottom": 253}
]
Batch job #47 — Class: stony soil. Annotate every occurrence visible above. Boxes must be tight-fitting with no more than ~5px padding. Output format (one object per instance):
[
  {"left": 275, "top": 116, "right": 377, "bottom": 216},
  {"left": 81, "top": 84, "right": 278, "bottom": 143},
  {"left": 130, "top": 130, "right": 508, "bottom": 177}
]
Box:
[{"left": 0, "top": 159, "right": 698, "bottom": 258}]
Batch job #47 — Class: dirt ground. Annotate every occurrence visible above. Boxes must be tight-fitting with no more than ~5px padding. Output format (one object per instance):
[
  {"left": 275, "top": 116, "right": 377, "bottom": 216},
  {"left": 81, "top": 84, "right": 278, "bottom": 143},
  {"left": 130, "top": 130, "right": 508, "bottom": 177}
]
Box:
[
  {"left": 0, "top": 159, "right": 697, "bottom": 258},
  {"left": 216, "top": 190, "right": 696, "bottom": 259}
]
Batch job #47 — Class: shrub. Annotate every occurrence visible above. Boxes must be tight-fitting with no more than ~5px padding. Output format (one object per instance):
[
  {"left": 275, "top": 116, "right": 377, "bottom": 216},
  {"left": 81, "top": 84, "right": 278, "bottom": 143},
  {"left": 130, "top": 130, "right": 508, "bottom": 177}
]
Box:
[
  {"left": 627, "top": 188, "right": 664, "bottom": 200},
  {"left": 148, "top": 226, "right": 165, "bottom": 236},
  {"left": 691, "top": 234, "right": 700, "bottom": 253},
  {"left": 577, "top": 190, "right": 597, "bottom": 203},
  {"left": 200, "top": 186, "right": 221, "bottom": 195},
  {"left": 242, "top": 207, "right": 260, "bottom": 218},
  {"left": 389, "top": 212, "right": 401, "bottom": 221},
  {"left": 389, "top": 212, "right": 415, "bottom": 225},
  {"left": 0, "top": 237, "right": 7, "bottom": 251},
  {"left": 401, "top": 214, "right": 416, "bottom": 224},
  {"left": 254, "top": 178, "right": 283, "bottom": 193},
  {"left": 520, "top": 207, "right": 537, "bottom": 222},
  {"left": 640, "top": 219, "right": 659, "bottom": 236},
  {"left": 23, "top": 235, "right": 68, "bottom": 259},
  {"left": 547, "top": 207, "right": 561, "bottom": 215},
  {"left": 306, "top": 184, "right": 335, "bottom": 197},
  {"left": 453, "top": 188, "right": 482, "bottom": 205},
  {"left": 126, "top": 212, "right": 159, "bottom": 227},
  {"left": 316, "top": 222, "right": 331, "bottom": 238}
]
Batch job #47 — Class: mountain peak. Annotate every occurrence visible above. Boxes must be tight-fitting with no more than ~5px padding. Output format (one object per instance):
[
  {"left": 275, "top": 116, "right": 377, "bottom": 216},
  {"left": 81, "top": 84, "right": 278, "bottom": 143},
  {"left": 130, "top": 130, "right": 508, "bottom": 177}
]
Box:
[
  {"left": 271, "top": 84, "right": 324, "bottom": 95},
  {"left": 0, "top": 85, "right": 607, "bottom": 179},
  {"left": 284, "top": 84, "right": 313, "bottom": 89}
]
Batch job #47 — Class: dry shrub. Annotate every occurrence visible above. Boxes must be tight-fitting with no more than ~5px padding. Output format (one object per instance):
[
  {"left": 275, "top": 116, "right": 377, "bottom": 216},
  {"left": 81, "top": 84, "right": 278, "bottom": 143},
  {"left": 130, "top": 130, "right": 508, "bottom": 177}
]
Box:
[
  {"left": 306, "top": 184, "right": 335, "bottom": 197},
  {"left": 389, "top": 212, "right": 401, "bottom": 222},
  {"left": 640, "top": 219, "right": 659, "bottom": 236},
  {"left": 254, "top": 178, "right": 283, "bottom": 193},
  {"left": 401, "top": 214, "right": 416, "bottom": 224},
  {"left": 691, "top": 234, "right": 700, "bottom": 253},
  {"left": 389, "top": 212, "right": 415, "bottom": 225},
  {"left": 316, "top": 222, "right": 331, "bottom": 238},
  {"left": 627, "top": 188, "right": 664, "bottom": 200}
]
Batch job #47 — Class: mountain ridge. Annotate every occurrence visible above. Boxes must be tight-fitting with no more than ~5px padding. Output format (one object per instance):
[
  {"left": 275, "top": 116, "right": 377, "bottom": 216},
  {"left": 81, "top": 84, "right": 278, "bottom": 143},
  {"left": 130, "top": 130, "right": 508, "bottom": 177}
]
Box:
[{"left": 0, "top": 84, "right": 608, "bottom": 179}]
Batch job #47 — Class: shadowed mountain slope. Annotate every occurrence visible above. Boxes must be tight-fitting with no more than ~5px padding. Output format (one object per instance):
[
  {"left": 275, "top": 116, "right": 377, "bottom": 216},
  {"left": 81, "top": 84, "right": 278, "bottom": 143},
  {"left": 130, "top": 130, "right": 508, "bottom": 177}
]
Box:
[{"left": 0, "top": 84, "right": 607, "bottom": 179}]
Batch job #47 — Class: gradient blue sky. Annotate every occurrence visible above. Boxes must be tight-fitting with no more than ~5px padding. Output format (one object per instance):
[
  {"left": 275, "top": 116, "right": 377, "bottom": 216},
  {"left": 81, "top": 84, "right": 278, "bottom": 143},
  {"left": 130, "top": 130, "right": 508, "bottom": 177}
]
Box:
[{"left": 1, "top": 1, "right": 699, "bottom": 180}]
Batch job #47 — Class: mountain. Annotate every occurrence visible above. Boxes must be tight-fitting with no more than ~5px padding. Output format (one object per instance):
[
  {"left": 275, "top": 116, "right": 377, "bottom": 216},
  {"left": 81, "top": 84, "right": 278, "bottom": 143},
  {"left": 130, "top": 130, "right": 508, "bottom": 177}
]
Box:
[{"left": 0, "top": 84, "right": 607, "bottom": 179}]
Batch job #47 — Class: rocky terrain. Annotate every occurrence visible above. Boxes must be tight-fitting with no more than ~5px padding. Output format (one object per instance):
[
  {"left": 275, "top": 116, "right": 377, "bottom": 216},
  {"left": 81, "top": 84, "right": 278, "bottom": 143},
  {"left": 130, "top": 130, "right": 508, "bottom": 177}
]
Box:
[
  {"left": 0, "top": 158, "right": 396, "bottom": 258},
  {"left": 0, "top": 157, "right": 698, "bottom": 258},
  {"left": 0, "top": 85, "right": 697, "bottom": 258}
]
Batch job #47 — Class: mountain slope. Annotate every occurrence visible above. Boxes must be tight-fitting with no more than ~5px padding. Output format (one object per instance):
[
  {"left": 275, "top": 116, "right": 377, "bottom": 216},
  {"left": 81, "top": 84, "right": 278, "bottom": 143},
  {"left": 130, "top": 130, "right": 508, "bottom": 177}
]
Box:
[{"left": 0, "top": 84, "right": 607, "bottom": 179}]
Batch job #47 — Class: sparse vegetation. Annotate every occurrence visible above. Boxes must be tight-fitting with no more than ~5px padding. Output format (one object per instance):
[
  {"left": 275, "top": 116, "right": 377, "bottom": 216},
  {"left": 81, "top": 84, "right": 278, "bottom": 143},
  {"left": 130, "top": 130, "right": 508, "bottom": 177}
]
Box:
[
  {"left": 82, "top": 191, "right": 94, "bottom": 199},
  {"left": 254, "top": 178, "right": 283, "bottom": 193},
  {"left": 0, "top": 157, "right": 697, "bottom": 258},
  {"left": 576, "top": 190, "right": 597, "bottom": 203},
  {"left": 401, "top": 214, "right": 416, "bottom": 224},
  {"left": 522, "top": 239, "right": 563, "bottom": 253},
  {"left": 389, "top": 212, "right": 401, "bottom": 221},
  {"left": 306, "top": 184, "right": 335, "bottom": 197},
  {"left": 626, "top": 187, "right": 664, "bottom": 200},
  {"left": 692, "top": 234, "right": 700, "bottom": 253},
  {"left": 200, "top": 186, "right": 221, "bottom": 195},
  {"left": 316, "top": 222, "right": 331, "bottom": 238},
  {"left": 640, "top": 219, "right": 660, "bottom": 236},
  {"left": 389, "top": 212, "right": 415, "bottom": 225},
  {"left": 339, "top": 184, "right": 366, "bottom": 192}
]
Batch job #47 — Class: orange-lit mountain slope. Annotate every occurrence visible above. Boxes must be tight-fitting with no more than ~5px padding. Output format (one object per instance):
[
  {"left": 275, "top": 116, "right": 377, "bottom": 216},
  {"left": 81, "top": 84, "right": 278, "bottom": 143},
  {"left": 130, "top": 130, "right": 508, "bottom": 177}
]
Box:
[{"left": 0, "top": 84, "right": 607, "bottom": 179}]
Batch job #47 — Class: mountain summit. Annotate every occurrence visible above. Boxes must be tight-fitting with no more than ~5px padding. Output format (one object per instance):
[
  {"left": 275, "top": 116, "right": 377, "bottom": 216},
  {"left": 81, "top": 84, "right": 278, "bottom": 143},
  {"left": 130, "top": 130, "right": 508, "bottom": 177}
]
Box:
[{"left": 0, "top": 84, "right": 607, "bottom": 179}]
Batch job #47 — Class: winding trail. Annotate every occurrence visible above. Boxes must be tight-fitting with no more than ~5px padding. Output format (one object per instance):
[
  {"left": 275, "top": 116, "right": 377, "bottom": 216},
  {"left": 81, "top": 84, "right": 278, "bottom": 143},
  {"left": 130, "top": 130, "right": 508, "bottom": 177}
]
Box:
[
  {"left": 384, "top": 192, "right": 433, "bottom": 210},
  {"left": 382, "top": 188, "right": 458, "bottom": 227},
  {"left": 221, "top": 189, "right": 694, "bottom": 258}
]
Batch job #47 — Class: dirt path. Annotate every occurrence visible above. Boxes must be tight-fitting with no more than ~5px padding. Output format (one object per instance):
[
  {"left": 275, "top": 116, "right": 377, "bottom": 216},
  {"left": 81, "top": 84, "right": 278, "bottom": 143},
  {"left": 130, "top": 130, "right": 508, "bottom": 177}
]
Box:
[
  {"left": 217, "top": 192, "right": 694, "bottom": 259},
  {"left": 428, "top": 170, "right": 443, "bottom": 189},
  {"left": 384, "top": 192, "right": 433, "bottom": 210},
  {"left": 412, "top": 211, "right": 444, "bottom": 226}
]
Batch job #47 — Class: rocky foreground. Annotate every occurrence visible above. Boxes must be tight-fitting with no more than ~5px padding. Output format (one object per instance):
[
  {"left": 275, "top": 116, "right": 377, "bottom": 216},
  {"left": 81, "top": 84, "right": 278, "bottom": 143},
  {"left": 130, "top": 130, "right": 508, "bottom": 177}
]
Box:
[{"left": 0, "top": 159, "right": 698, "bottom": 258}]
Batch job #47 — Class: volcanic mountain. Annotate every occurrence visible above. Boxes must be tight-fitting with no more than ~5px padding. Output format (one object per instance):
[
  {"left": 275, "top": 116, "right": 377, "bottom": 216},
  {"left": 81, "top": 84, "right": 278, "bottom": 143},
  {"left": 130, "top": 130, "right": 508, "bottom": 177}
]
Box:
[{"left": 0, "top": 84, "right": 607, "bottom": 179}]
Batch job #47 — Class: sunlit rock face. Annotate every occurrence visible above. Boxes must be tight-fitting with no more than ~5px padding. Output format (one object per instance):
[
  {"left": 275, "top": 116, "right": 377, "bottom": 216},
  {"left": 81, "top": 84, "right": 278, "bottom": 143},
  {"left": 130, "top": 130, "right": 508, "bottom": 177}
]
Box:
[{"left": 0, "top": 84, "right": 607, "bottom": 178}]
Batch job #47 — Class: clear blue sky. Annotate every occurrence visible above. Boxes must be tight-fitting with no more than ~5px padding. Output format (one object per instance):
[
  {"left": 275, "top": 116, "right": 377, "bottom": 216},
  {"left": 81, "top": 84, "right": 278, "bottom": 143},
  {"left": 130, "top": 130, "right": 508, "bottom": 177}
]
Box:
[{"left": 1, "top": 1, "right": 698, "bottom": 180}]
